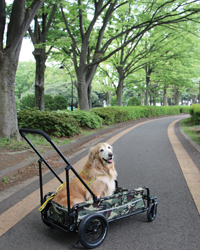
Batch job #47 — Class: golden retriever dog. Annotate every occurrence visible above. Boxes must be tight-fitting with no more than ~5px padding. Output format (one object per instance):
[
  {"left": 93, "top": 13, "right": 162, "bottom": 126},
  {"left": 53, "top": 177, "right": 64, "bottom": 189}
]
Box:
[{"left": 53, "top": 143, "right": 117, "bottom": 208}]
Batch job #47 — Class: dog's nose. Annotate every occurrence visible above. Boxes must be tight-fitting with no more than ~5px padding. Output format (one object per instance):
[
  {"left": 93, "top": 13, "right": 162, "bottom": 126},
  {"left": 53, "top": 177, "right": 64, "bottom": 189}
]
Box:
[{"left": 108, "top": 153, "right": 113, "bottom": 158}]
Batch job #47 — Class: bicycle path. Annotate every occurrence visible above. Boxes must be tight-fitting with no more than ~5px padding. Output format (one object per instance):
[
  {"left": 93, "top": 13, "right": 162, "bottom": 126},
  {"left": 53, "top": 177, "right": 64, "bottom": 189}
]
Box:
[{"left": 0, "top": 115, "right": 200, "bottom": 250}]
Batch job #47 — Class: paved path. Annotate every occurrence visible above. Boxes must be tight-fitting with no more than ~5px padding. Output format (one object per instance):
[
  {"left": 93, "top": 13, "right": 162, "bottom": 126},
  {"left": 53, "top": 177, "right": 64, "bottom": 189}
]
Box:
[{"left": 0, "top": 115, "right": 200, "bottom": 250}]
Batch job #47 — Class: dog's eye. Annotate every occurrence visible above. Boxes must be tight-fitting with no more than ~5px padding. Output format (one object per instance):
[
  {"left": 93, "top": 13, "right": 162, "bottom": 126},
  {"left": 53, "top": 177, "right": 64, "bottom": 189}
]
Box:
[
  {"left": 100, "top": 149, "right": 104, "bottom": 152},
  {"left": 108, "top": 146, "right": 110, "bottom": 149}
]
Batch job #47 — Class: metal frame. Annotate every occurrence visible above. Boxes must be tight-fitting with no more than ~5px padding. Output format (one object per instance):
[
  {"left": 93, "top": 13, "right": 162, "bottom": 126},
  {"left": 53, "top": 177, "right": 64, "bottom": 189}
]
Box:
[
  {"left": 19, "top": 128, "right": 157, "bottom": 234},
  {"left": 19, "top": 128, "right": 99, "bottom": 230}
]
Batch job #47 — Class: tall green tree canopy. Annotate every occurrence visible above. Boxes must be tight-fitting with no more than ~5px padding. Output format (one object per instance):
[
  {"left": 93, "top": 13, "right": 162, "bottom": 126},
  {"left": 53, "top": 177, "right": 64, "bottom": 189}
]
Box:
[{"left": 57, "top": 0, "right": 200, "bottom": 111}]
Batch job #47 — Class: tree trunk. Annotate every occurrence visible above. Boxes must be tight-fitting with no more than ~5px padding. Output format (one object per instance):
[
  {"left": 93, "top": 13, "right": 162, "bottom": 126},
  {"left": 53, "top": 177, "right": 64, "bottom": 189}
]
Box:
[
  {"left": 33, "top": 48, "right": 46, "bottom": 110},
  {"left": 145, "top": 74, "right": 150, "bottom": 106},
  {"left": 116, "top": 66, "right": 124, "bottom": 106},
  {"left": 106, "top": 91, "right": 111, "bottom": 106},
  {"left": 163, "top": 86, "right": 167, "bottom": 106},
  {"left": 0, "top": 49, "right": 21, "bottom": 139},
  {"left": 77, "top": 71, "right": 89, "bottom": 111},
  {"left": 174, "top": 89, "right": 180, "bottom": 105},
  {"left": 141, "top": 93, "right": 144, "bottom": 106},
  {"left": 0, "top": 0, "right": 45, "bottom": 139},
  {"left": 116, "top": 78, "right": 123, "bottom": 106},
  {"left": 153, "top": 93, "right": 156, "bottom": 106},
  {"left": 88, "top": 81, "right": 92, "bottom": 109}
]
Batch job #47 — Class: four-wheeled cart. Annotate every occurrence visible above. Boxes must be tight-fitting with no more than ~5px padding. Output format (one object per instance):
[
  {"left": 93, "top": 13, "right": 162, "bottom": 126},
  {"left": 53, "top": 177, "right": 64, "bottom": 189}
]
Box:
[{"left": 19, "top": 128, "right": 157, "bottom": 249}]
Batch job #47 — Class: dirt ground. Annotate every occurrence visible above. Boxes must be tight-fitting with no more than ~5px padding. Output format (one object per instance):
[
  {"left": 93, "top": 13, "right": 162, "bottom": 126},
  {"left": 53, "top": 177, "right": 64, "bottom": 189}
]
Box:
[{"left": 0, "top": 140, "right": 85, "bottom": 192}]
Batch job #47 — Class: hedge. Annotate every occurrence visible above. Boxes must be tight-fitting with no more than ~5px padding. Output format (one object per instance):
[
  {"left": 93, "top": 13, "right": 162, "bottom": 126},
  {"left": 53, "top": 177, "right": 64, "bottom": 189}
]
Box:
[
  {"left": 17, "top": 105, "right": 190, "bottom": 137},
  {"left": 18, "top": 109, "right": 103, "bottom": 137},
  {"left": 189, "top": 104, "right": 200, "bottom": 125},
  {"left": 18, "top": 109, "right": 80, "bottom": 137},
  {"left": 91, "top": 106, "right": 186, "bottom": 125}
]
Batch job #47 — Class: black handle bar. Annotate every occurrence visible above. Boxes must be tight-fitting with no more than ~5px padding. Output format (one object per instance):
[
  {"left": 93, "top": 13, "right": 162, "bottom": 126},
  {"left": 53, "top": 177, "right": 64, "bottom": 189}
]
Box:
[
  {"left": 19, "top": 127, "right": 99, "bottom": 210},
  {"left": 19, "top": 128, "right": 52, "bottom": 142}
]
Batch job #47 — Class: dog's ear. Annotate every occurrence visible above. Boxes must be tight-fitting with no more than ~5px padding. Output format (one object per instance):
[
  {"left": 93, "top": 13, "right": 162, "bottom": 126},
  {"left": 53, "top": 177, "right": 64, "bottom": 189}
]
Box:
[{"left": 88, "top": 146, "right": 97, "bottom": 163}]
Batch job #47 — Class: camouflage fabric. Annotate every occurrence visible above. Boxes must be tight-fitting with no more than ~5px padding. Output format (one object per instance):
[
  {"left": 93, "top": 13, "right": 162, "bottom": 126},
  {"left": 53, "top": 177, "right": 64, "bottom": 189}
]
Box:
[
  {"left": 76, "top": 187, "right": 145, "bottom": 223},
  {"left": 49, "top": 187, "right": 146, "bottom": 227},
  {"left": 49, "top": 201, "right": 71, "bottom": 227}
]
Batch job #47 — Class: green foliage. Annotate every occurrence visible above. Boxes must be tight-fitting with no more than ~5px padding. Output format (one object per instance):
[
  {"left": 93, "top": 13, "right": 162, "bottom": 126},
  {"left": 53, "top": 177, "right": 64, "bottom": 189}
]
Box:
[
  {"left": 21, "top": 94, "right": 68, "bottom": 111},
  {"left": 91, "top": 106, "right": 185, "bottom": 125},
  {"left": 179, "top": 105, "right": 190, "bottom": 113},
  {"left": 45, "top": 95, "right": 56, "bottom": 111},
  {"left": 17, "top": 106, "right": 190, "bottom": 138},
  {"left": 111, "top": 96, "right": 118, "bottom": 106},
  {"left": 69, "top": 110, "right": 103, "bottom": 129},
  {"left": 15, "top": 62, "right": 35, "bottom": 99},
  {"left": 21, "top": 94, "right": 35, "bottom": 109},
  {"left": 2, "top": 177, "right": 10, "bottom": 184},
  {"left": 54, "top": 95, "right": 68, "bottom": 110},
  {"left": 91, "top": 107, "right": 130, "bottom": 125},
  {"left": 17, "top": 109, "right": 80, "bottom": 137},
  {"left": 127, "top": 97, "right": 141, "bottom": 106},
  {"left": 189, "top": 104, "right": 200, "bottom": 125}
]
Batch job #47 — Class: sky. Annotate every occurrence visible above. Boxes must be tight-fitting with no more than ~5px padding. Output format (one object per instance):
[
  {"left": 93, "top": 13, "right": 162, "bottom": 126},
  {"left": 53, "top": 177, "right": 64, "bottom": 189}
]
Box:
[{"left": 19, "top": 39, "right": 34, "bottom": 62}]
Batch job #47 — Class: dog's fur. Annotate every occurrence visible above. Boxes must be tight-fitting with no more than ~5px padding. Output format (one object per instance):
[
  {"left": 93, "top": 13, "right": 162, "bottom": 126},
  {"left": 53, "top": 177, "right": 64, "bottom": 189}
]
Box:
[{"left": 53, "top": 143, "right": 117, "bottom": 208}]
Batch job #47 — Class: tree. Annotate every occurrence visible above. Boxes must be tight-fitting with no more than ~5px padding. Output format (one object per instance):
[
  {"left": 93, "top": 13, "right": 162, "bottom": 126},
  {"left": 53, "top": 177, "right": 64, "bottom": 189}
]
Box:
[
  {"left": 28, "top": 1, "right": 58, "bottom": 110},
  {"left": 59, "top": 0, "right": 200, "bottom": 111},
  {"left": 93, "top": 65, "right": 117, "bottom": 107},
  {"left": 0, "top": 0, "right": 45, "bottom": 139}
]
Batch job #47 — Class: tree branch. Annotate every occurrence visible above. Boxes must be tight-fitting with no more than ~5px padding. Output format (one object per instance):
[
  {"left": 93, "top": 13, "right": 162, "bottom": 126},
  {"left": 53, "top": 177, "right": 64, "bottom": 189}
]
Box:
[
  {"left": 7, "top": 0, "right": 45, "bottom": 54},
  {"left": 44, "top": 4, "right": 57, "bottom": 38},
  {"left": 78, "top": 0, "right": 84, "bottom": 40}
]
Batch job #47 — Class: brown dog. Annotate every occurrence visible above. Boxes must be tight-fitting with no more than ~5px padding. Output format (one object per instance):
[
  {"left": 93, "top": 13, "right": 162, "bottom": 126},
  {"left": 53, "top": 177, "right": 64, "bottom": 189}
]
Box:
[{"left": 53, "top": 143, "right": 117, "bottom": 208}]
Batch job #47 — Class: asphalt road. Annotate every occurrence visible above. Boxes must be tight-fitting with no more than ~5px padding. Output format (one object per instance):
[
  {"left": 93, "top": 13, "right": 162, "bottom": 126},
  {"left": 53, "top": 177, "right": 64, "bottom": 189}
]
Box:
[{"left": 0, "top": 115, "right": 200, "bottom": 250}]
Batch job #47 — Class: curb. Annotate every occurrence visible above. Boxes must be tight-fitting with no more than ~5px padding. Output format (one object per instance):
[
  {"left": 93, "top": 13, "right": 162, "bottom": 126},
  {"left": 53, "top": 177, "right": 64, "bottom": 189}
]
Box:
[{"left": 179, "top": 124, "right": 200, "bottom": 153}]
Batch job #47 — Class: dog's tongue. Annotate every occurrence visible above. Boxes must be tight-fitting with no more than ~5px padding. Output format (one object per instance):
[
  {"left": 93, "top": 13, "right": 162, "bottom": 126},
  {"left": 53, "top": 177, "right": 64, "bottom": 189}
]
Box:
[{"left": 107, "top": 159, "right": 113, "bottom": 163}]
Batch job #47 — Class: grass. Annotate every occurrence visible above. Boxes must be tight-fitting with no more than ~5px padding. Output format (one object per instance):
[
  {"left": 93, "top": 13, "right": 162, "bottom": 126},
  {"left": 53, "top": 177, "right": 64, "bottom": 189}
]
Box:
[
  {"left": 0, "top": 127, "right": 106, "bottom": 151},
  {"left": 181, "top": 117, "right": 200, "bottom": 146}
]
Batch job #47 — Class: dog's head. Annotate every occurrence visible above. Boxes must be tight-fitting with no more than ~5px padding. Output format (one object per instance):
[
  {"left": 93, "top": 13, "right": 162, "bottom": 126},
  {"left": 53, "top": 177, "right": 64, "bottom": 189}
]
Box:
[{"left": 89, "top": 143, "right": 114, "bottom": 165}]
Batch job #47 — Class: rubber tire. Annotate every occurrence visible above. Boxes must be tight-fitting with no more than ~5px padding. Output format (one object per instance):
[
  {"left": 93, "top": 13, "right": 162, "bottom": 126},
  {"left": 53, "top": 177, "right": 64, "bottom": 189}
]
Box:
[
  {"left": 147, "top": 202, "right": 157, "bottom": 222},
  {"left": 78, "top": 213, "right": 108, "bottom": 249}
]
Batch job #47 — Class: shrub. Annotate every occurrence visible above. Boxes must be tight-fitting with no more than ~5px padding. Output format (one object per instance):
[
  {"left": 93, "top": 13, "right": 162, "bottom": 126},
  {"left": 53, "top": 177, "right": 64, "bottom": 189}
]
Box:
[
  {"left": 71, "top": 110, "right": 103, "bottom": 129},
  {"left": 189, "top": 104, "right": 200, "bottom": 124},
  {"left": 91, "top": 106, "right": 183, "bottom": 125},
  {"left": 179, "top": 105, "right": 190, "bottom": 114},
  {"left": 17, "top": 108, "right": 80, "bottom": 137},
  {"left": 45, "top": 94, "right": 56, "bottom": 111},
  {"left": 91, "top": 107, "right": 117, "bottom": 125},
  {"left": 54, "top": 95, "right": 68, "bottom": 110},
  {"left": 21, "top": 94, "right": 35, "bottom": 109},
  {"left": 127, "top": 97, "right": 140, "bottom": 106}
]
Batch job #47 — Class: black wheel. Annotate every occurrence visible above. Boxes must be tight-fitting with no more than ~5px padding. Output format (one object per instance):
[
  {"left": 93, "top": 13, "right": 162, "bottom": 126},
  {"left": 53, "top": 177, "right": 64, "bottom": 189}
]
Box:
[
  {"left": 147, "top": 202, "right": 157, "bottom": 222},
  {"left": 78, "top": 213, "right": 108, "bottom": 249}
]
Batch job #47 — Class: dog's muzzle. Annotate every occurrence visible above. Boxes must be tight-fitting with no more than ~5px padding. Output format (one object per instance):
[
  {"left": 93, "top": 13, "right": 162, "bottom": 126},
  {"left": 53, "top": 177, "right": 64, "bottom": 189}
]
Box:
[{"left": 103, "top": 153, "right": 113, "bottom": 164}]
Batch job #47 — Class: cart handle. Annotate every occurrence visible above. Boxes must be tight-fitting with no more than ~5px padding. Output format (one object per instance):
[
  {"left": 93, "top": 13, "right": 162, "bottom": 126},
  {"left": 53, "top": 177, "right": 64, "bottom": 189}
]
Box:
[{"left": 19, "top": 128, "right": 51, "bottom": 142}]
